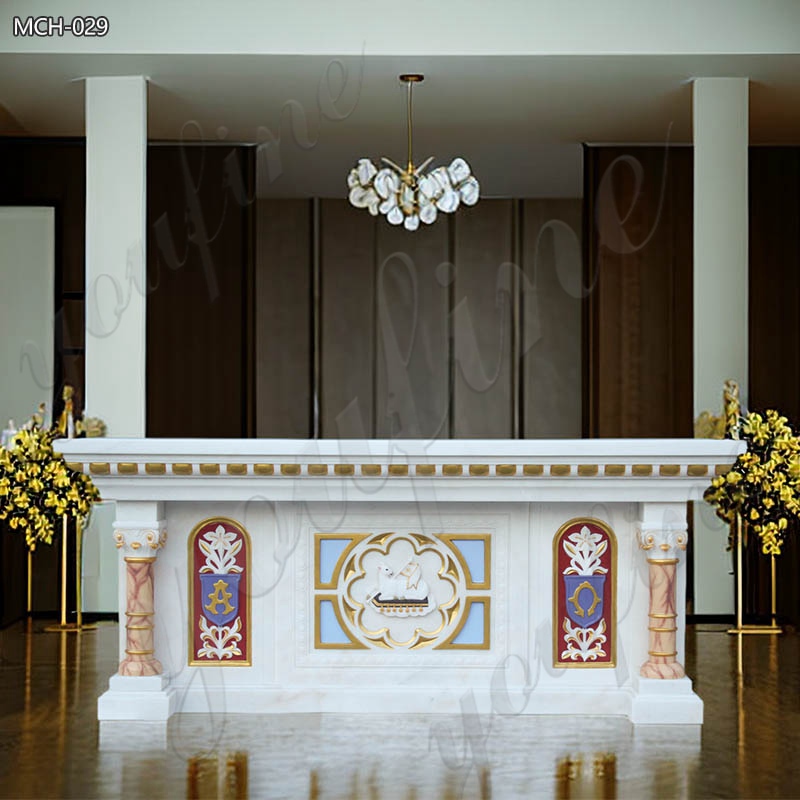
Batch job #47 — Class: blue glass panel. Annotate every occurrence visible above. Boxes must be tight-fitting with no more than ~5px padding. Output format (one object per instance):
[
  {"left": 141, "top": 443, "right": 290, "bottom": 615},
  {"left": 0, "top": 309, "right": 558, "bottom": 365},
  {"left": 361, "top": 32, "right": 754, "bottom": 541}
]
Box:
[
  {"left": 453, "top": 601, "right": 485, "bottom": 645},
  {"left": 319, "top": 599, "right": 350, "bottom": 644},
  {"left": 319, "top": 539, "right": 350, "bottom": 585},
  {"left": 453, "top": 539, "right": 485, "bottom": 584}
]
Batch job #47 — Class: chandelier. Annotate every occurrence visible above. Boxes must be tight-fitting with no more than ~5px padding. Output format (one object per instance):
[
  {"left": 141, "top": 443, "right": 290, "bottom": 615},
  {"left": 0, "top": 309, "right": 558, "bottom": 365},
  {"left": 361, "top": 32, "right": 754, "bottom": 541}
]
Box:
[{"left": 347, "top": 74, "right": 480, "bottom": 231}]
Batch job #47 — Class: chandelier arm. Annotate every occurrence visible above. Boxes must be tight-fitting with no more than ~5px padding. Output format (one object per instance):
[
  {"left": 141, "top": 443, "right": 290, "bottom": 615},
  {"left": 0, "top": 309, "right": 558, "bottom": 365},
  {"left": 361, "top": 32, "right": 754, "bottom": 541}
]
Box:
[
  {"left": 415, "top": 156, "right": 434, "bottom": 175},
  {"left": 380, "top": 156, "right": 405, "bottom": 174}
]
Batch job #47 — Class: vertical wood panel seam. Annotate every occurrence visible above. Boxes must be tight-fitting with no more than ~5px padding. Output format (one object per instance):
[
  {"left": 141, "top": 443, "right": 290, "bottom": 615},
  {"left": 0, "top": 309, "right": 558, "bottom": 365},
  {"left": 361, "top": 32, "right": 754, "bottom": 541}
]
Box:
[
  {"left": 312, "top": 197, "right": 321, "bottom": 438},
  {"left": 511, "top": 198, "right": 521, "bottom": 439},
  {"left": 244, "top": 147, "right": 256, "bottom": 437}
]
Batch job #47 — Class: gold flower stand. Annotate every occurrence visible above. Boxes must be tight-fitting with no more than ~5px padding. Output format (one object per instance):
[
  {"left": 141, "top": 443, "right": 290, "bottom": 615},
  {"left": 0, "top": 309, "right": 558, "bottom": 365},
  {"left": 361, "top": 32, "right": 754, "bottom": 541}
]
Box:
[
  {"left": 727, "top": 514, "right": 782, "bottom": 636},
  {"left": 43, "top": 515, "right": 96, "bottom": 633}
]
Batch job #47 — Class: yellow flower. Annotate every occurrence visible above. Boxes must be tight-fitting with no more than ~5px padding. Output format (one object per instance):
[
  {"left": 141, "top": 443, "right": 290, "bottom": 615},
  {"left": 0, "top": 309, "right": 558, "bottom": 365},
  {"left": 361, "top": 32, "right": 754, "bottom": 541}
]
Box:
[{"left": 13, "top": 490, "right": 29, "bottom": 509}]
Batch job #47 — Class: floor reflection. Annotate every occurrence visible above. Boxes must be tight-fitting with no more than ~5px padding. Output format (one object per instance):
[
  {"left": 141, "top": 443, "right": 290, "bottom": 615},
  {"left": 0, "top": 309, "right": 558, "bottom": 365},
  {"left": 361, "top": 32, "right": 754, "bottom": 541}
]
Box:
[{"left": 0, "top": 622, "right": 799, "bottom": 798}]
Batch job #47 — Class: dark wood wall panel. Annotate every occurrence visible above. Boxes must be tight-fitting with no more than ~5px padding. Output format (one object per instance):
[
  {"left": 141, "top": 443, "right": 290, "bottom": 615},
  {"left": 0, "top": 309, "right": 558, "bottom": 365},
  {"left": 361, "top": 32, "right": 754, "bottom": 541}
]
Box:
[
  {"left": 749, "top": 148, "right": 800, "bottom": 427},
  {"left": 319, "top": 201, "right": 376, "bottom": 438},
  {"left": 255, "top": 199, "right": 312, "bottom": 438},
  {"left": 375, "top": 222, "right": 450, "bottom": 439},
  {"left": 0, "top": 139, "right": 86, "bottom": 423},
  {"left": 584, "top": 146, "right": 693, "bottom": 438},
  {"left": 452, "top": 201, "right": 514, "bottom": 438},
  {"left": 749, "top": 147, "right": 800, "bottom": 627},
  {"left": 146, "top": 145, "right": 254, "bottom": 438},
  {"left": 0, "top": 138, "right": 85, "bottom": 618},
  {"left": 522, "top": 199, "right": 583, "bottom": 438}
]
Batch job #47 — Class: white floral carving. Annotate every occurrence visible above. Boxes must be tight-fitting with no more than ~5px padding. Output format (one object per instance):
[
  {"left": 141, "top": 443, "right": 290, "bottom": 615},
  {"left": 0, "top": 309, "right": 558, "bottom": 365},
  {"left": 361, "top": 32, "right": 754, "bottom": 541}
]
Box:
[
  {"left": 562, "top": 525, "right": 608, "bottom": 576},
  {"left": 197, "top": 615, "right": 243, "bottom": 660},
  {"left": 561, "top": 618, "right": 607, "bottom": 662},
  {"left": 199, "top": 525, "right": 243, "bottom": 575}
]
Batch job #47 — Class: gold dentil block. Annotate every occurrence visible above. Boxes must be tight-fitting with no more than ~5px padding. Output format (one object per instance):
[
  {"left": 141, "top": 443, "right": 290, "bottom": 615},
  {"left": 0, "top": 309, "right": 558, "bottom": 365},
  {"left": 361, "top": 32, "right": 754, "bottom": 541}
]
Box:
[
  {"left": 280, "top": 464, "right": 301, "bottom": 476},
  {"left": 334, "top": 464, "right": 355, "bottom": 476},
  {"left": 253, "top": 463, "right": 274, "bottom": 475},
  {"left": 388, "top": 464, "right": 409, "bottom": 476},
  {"left": 308, "top": 464, "right": 328, "bottom": 476},
  {"left": 144, "top": 462, "right": 166, "bottom": 475},
  {"left": 469, "top": 464, "right": 489, "bottom": 476},
  {"left": 415, "top": 464, "right": 436, "bottom": 476},
  {"left": 89, "top": 462, "right": 110, "bottom": 475},
  {"left": 117, "top": 462, "right": 138, "bottom": 475},
  {"left": 631, "top": 464, "right": 653, "bottom": 476},
  {"left": 226, "top": 463, "right": 248, "bottom": 475}
]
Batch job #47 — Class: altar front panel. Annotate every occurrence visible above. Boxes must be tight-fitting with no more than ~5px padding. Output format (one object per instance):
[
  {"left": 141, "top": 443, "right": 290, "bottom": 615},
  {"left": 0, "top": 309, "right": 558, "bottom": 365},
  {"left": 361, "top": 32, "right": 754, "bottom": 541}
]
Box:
[{"left": 153, "top": 499, "right": 651, "bottom": 716}]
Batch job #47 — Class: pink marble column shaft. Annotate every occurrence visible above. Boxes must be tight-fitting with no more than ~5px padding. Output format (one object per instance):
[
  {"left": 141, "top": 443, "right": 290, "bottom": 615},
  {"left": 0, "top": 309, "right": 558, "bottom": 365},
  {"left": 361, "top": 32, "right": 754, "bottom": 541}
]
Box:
[
  {"left": 119, "top": 557, "right": 163, "bottom": 676},
  {"left": 640, "top": 558, "right": 685, "bottom": 679}
]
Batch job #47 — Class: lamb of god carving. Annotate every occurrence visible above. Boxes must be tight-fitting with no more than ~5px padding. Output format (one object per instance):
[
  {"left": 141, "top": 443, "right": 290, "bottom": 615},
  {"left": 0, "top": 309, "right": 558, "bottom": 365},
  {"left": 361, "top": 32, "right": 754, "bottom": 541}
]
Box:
[{"left": 366, "top": 560, "right": 438, "bottom": 617}]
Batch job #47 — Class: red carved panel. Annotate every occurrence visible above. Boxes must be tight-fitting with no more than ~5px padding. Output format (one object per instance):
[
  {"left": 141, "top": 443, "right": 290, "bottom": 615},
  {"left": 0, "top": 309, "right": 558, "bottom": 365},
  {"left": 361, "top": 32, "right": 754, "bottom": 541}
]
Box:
[
  {"left": 189, "top": 517, "right": 251, "bottom": 666},
  {"left": 553, "top": 518, "right": 616, "bottom": 668}
]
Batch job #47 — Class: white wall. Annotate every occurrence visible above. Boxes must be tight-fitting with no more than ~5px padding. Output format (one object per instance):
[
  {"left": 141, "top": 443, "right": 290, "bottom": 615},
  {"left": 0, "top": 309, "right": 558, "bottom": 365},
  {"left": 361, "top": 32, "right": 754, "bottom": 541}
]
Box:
[
  {"left": 81, "top": 501, "right": 118, "bottom": 613},
  {"left": 0, "top": 206, "right": 54, "bottom": 428},
  {"left": 1, "top": 0, "right": 799, "bottom": 56},
  {"left": 84, "top": 76, "right": 147, "bottom": 436}
]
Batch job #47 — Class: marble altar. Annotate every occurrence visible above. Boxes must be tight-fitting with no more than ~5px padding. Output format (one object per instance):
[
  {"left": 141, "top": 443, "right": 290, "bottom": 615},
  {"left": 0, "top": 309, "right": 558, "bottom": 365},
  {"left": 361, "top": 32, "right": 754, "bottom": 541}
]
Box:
[{"left": 59, "top": 437, "right": 743, "bottom": 725}]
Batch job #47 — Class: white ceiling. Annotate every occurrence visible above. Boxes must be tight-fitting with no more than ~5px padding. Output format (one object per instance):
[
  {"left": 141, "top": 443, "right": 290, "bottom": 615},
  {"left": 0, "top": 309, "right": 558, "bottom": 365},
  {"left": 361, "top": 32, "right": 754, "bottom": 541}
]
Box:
[{"left": 1, "top": 53, "right": 800, "bottom": 197}]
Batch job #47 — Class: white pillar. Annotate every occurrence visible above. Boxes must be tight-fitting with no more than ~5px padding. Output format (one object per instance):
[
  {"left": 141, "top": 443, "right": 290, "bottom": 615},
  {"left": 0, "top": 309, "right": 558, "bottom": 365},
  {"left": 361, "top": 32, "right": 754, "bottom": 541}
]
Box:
[
  {"left": 85, "top": 76, "right": 148, "bottom": 437},
  {"left": 692, "top": 77, "right": 749, "bottom": 615}
]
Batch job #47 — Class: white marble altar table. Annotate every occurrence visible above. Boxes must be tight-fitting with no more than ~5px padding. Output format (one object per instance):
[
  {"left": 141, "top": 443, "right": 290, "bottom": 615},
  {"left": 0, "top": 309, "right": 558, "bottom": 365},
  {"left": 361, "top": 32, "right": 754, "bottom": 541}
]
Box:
[{"left": 59, "top": 437, "right": 743, "bottom": 725}]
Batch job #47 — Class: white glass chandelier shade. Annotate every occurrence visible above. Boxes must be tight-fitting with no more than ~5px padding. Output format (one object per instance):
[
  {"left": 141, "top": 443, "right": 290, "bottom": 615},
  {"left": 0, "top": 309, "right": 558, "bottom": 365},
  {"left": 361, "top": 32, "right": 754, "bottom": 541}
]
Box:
[{"left": 347, "top": 75, "right": 480, "bottom": 231}]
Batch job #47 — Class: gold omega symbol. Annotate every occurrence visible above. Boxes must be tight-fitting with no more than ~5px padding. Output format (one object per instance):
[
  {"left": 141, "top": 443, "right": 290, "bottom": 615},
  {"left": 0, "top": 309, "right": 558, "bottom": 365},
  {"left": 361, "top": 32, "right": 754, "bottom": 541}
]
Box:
[{"left": 568, "top": 581, "right": 601, "bottom": 618}]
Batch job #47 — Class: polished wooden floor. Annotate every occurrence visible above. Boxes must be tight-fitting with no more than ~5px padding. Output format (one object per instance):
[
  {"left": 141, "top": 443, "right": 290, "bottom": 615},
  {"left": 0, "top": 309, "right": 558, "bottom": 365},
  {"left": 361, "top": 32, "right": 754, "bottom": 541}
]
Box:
[{"left": 0, "top": 621, "right": 798, "bottom": 799}]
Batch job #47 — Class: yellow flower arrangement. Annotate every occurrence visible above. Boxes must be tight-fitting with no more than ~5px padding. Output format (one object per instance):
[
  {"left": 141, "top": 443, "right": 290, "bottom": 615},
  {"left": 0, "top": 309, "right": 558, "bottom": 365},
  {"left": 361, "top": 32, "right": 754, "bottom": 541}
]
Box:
[
  {"left": 0, "top": 423, "right": 101, "bottom": 549},
  {"left": 704, "top": 409, "right": 800, "bottom": 556}
]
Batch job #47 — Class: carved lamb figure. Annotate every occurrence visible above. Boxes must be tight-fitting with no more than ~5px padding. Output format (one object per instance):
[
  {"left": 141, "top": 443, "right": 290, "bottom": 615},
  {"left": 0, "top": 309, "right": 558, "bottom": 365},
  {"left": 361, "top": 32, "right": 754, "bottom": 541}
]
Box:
[{"left": 376, "top": 561, "right": 429, "bottom": 600}]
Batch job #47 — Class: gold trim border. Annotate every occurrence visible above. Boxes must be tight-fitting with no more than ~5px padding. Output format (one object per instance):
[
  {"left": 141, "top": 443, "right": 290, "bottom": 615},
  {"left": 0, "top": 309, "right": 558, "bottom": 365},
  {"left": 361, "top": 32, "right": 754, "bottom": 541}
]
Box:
[
  {"left": 314, "top": 595, "right": 368, "bottom": 649},
  {"left": 436, "top": 596, "right": 491, "bottom": 650},
  {"left": 78, "top": 460, "right": 730, "bottom": 480},
  {"left": 437, "top": 533, "right": 492, "bottom": 590},
  {"left": 188, "top": 516, "right": 253, "bottom": 667},
  {"left": 552, "top": 516, "right": 617, "bottom": 669},
  {"left": 314, "top": 533, "right": 371, "bottom": 590}
]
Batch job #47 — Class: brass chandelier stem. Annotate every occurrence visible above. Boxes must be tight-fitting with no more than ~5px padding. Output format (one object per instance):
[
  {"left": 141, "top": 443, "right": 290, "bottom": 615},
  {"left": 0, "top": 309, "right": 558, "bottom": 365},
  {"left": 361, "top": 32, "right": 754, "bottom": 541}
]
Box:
[
  {"left": 406, "top": 78, "right": 413, "bottom": 173},
  {"left": 400, "top": 74, "right": 424, "bottom": 175}
]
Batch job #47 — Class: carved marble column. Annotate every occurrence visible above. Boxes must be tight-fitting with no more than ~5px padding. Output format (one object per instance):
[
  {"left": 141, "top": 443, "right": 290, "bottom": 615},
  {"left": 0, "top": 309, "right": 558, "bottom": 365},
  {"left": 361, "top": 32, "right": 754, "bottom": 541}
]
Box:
[
  {"left": 113, "top": 525, "right": 167, "bottom": 676},
  {"left": 638, "top": 525, "right": 687, "bottom": 679}
]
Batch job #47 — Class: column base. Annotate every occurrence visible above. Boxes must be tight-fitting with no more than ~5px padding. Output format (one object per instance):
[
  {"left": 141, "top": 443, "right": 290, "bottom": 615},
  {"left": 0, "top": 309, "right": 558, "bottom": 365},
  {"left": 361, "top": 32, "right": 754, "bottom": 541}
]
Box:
[
  {"left": 630, "top": 676, "right": 703, "bottom": 725},
  {"left": 640, "top": 660, "right": 685, "bottom": 679},
  {"left": 98, "top": 674, "right": 176, "bottom": 721}
]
